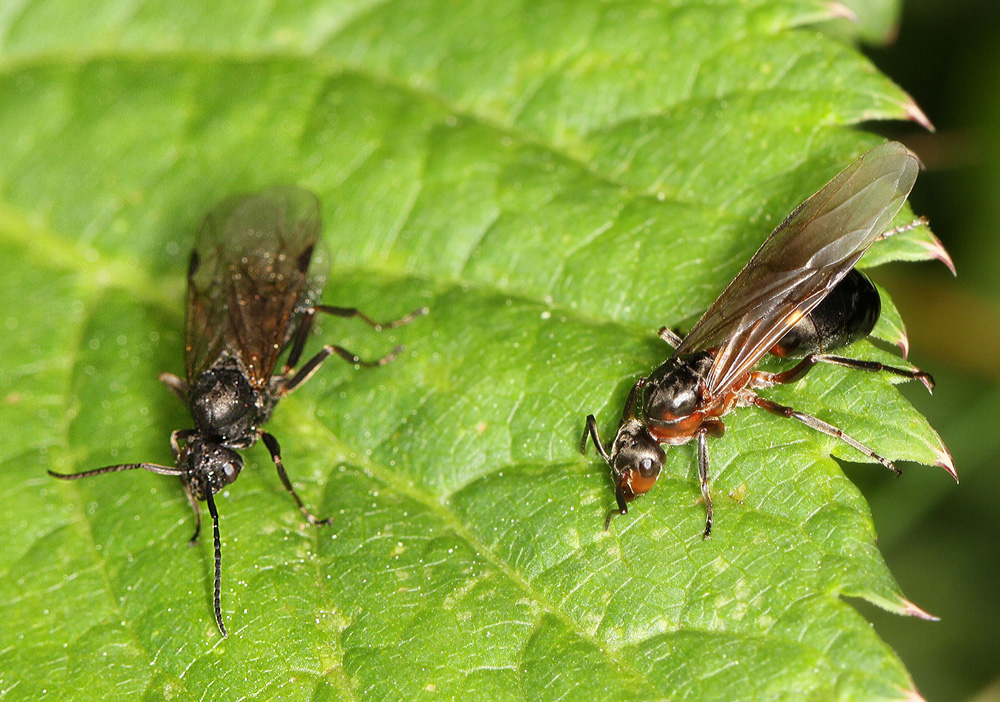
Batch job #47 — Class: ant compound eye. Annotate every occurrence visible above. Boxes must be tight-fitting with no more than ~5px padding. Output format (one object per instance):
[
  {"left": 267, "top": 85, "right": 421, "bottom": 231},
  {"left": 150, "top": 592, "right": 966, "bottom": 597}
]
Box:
[
  {"left": 638, "top": 456, "right": 661, "bottom": 479},
  {"left": 215, "top": 447, "right": 243, "bottom": 486}
]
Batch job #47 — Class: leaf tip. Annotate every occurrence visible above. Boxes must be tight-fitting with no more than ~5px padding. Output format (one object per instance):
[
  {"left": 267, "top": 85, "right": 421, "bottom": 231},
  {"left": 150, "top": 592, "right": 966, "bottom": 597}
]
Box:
[
  {"left": 903, "top": 99, "right": 936, "bottom": 133},
  {"left": 826, "top": 2, "right": 858, "bottom": 22},
  {"left": 935, "top": 446, "right": 959, "bottom": 482},
  {"left": 918, "top": 236, "right": 957, "bottom": 275},
  {"left": 898, "top": 597, "right": 940, "bottom": 621},
  {"left": 891, "top": 327, "right": 910, "bottom": 359}
]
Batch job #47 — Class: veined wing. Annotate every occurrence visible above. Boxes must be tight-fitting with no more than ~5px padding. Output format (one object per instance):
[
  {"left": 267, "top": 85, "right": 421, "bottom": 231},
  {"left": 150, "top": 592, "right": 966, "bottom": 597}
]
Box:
[
  {"left": 674, "top": 142, "right": 919, "bottom": 397},
  {"left": 184, "top": 186, "right": 328, "bottom": 387}
]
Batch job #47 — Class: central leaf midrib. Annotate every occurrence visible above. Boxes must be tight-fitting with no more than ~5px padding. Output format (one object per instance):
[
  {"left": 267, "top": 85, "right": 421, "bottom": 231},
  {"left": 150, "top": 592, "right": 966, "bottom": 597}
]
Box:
[
  {"left": 290, "top": 389, "right": 895, "bottom": 696},
  {"left": 297, "top": 402, "right": 663, "bottom": 694},
  {"left": 49, "top": 284, "right": 201, "bottom": 701}
]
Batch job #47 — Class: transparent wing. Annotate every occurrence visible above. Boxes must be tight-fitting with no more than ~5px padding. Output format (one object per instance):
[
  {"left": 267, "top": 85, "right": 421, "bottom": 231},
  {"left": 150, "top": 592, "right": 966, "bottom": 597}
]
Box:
[
  {"left": 184, "top": 186, "right": 327, "bottom": 387},
  {"left": 674, "top": 142, "right": 919, "bottom": 397}
]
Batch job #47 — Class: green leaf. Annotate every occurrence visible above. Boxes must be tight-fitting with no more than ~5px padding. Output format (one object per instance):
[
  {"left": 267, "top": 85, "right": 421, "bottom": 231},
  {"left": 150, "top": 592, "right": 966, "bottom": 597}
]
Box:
[{"left": 0, "top": 1, "right": 951, "bottom": 700}]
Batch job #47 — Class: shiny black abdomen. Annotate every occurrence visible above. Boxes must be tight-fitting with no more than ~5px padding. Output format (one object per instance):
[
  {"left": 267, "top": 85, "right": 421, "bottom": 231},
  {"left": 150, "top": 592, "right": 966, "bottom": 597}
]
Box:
[{"left": 773, "top": 269, "right": 881, "bottom": 357}]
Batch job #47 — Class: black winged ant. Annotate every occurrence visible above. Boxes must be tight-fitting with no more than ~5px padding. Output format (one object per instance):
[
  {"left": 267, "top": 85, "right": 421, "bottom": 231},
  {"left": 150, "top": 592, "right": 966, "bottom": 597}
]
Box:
[
  {"left": 582, "top": 141, "right": 957, "bottom": 536},
  {"left": 49, "top": 186, "right": 426, "bottom": 636}
]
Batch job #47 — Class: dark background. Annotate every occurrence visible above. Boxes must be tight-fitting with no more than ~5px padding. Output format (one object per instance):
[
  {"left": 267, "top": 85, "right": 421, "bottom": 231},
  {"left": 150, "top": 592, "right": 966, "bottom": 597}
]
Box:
[{"left": 849, "top": 1, "right": 1000, "bottom": 700}]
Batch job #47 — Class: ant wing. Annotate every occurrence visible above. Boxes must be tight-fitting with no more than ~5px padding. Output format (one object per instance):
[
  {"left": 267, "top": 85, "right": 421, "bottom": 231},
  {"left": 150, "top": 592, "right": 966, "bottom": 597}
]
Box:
[
  {"left": 184, "top": 186, "right": 328, "bottom": 388},
  {"left": 674, "top": 142, "right": 919, "bottom": 398}
]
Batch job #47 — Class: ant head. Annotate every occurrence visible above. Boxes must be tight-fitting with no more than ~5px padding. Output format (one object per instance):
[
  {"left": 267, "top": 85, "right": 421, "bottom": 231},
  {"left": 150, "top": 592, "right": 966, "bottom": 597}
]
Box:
[
  {"left": 609, "top": 421, "right": 666, "bottom": 512},
  {"left": 182, "top": 437, "right": 244, "bottom": 499}
]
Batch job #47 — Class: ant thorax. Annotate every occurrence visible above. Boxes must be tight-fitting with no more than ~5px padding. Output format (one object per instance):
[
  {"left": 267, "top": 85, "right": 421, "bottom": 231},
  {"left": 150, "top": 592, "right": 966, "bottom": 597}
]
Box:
[
  {"left": 643, "top": 352, "right": 712, "bottom": 417},
  {"left": 189, "top": 355, "right": 267, "bottom": 447}
]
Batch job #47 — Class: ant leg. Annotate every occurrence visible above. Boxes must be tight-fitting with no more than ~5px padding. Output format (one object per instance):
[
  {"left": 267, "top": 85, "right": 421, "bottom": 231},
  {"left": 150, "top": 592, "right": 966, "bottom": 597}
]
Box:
[
  {"left": 314, "top": 304, "right": 428, "bottom": 331},
  {"left": 811, "top": 355, "right": 933, "bottom": 392},
  {"left": 204, "top": 489, "right": 227, "bottom": 638},
  {"left": 621, "top": 378, "right": 646, "bottom": 421},
  {"left": 284, "top": 305, "right": 427, "bottom": 372},
  {"left": 697, "top": 427, "right": 714, "bottom": 539},
  {"left": 184, "top": 484, "right": 202, "bottom": 545},
  {"left": 279, "top": 343, "right": 404, "bottom": 396},
  {"left": 751, "top": 395, "right": 900, "bottom": 475},
  {"left": 284, "top": 308, "right": 318, "bottom": 372},
  {"left": 159, "top": 373, "right": 188, "bottom": 401},
  {"left": 172, "top": 429, "right": 202, "bottom": 543},
  {"left": 259, "top": 431, "right": 333, "bottom": 526},
  {"left": 657, "top": 326, "right": 683, "bottom": 348},
  {"left": 756, "top": 354, "right": 934, "bottom": 393},
  {"left": 169, "top": 429, "right": 196, "bottom": 461}
]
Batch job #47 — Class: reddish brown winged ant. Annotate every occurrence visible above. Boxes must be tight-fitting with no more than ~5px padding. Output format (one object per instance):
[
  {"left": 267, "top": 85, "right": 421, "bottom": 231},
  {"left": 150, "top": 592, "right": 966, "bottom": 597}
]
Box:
[{"left": 582, "top": 143, "right": 955, "bottom": 536}]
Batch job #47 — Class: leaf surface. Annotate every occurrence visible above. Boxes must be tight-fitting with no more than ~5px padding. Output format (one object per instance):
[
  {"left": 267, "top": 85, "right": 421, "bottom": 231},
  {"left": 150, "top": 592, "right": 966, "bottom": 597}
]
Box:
[{"left": 0, "top": 2, "right": 948, "bottom": 700}]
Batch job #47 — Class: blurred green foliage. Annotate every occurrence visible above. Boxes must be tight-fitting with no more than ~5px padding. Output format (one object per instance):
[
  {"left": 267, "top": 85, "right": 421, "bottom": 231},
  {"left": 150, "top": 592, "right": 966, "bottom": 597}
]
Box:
[{"left": 859, "top": 2, "right": 1000, "bottom": 701}]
